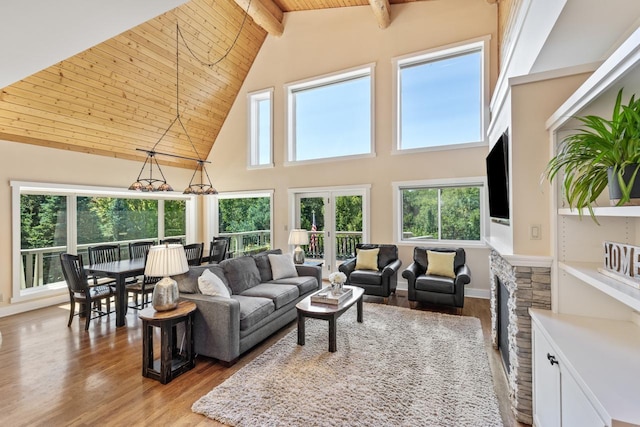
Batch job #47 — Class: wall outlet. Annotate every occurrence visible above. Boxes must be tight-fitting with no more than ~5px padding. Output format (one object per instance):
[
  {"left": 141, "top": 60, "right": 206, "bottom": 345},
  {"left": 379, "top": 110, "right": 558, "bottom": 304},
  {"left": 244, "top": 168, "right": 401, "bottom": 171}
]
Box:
[{"left": 530, "top": 224, "right": 541, "bottom": 240}]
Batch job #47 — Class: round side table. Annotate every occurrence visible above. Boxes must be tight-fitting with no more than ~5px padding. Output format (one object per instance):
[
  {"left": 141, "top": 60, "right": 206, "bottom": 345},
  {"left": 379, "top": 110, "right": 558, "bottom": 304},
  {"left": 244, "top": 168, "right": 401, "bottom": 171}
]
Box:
[{"left": 138, "top": 300, "right": 197, "bottom": 384}]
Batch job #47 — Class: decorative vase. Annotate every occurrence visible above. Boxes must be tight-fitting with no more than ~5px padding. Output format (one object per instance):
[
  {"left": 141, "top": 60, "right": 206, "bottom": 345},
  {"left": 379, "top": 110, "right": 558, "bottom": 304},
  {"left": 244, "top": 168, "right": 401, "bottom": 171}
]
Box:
[
  {"left": 152, "top": 277, "right": 179, "bottom": 311},
  {"left": 331, "top": 281, "right": 343, "bottom": 295}
]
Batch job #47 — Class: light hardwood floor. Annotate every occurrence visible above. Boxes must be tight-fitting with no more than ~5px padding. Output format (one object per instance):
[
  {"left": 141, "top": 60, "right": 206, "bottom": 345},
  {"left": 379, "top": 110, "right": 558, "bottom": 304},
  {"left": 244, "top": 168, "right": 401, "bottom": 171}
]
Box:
[{"left": 0, "top": 292, "right": 525, "bottom": 426}]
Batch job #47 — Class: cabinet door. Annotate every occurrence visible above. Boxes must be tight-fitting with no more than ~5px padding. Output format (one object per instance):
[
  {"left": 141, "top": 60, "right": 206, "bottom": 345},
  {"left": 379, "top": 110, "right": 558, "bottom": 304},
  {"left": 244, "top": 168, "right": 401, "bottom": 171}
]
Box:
[
  {"left": 533, "top": 327, "right": 561, "bottom": 427},
  {"left": 561, "top": 372, "right": 606, "bottom": 427}
]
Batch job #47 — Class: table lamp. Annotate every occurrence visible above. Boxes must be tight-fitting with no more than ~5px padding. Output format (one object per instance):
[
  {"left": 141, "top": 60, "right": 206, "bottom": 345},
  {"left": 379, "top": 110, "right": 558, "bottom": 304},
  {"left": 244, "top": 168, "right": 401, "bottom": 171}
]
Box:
[
  {"left": 288, "top": 229, "right": 309, "bottom": 264},
  {"left": 145, "top": 243, "right": 189, "bottom": 311}
]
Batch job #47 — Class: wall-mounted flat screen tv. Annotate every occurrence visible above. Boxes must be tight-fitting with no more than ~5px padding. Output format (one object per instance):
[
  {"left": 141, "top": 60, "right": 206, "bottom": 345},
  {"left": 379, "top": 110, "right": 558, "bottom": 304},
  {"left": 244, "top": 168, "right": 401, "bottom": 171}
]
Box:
[{"left": 486, "top": 132, "right": 509, "bottom": 222}]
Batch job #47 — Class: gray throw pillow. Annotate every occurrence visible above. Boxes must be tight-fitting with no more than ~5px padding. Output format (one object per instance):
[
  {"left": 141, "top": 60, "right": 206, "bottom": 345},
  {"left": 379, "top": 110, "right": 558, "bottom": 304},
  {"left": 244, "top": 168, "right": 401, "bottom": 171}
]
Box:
[
  {"left": 253, "top": 248, "right": 283, "bottom": 282},
  {"left": 175, "top": 264, "right": 230, "bottom": 294},
  {"left": 220, "top": 256, "right": 261, "bottom": 294}
]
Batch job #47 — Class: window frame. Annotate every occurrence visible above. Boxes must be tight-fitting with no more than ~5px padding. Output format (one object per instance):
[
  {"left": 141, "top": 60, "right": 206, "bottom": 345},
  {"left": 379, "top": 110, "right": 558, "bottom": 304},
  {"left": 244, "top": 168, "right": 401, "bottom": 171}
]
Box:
[
  {"left": 392, "top": 177, "right": 487, "bottom": 247},
  {"left": 247, "top": 88, "right": 274, "bottom": 169},
  {"left": 207, "top": 189, "right": 274, "bottom": 256},
  {"left": 392, "top": 36, "right": 491, "bottom": 154},
  {"left": 11, "top": 181, "right": 195, "bottom": 304},
  {"left": 284, "top": 63, "right": 376, "bottom": 165}
]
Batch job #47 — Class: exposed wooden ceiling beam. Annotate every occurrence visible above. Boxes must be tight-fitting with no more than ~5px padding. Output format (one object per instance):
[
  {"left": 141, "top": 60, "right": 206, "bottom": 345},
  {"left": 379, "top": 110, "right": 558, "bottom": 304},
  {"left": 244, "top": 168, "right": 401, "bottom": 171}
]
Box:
[
  {"left": 233, "top": 0, "right": 284, "bottom": 37},
  {"left": 369, "top": 0, "right": 391, "bottom": 29}
]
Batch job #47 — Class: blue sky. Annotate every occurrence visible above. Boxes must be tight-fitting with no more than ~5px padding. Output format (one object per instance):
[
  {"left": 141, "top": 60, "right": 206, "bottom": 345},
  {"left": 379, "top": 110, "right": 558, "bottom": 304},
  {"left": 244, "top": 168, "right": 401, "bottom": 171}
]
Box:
[{"left": 293, "top": 50, "right": 481, "bottom": 160}]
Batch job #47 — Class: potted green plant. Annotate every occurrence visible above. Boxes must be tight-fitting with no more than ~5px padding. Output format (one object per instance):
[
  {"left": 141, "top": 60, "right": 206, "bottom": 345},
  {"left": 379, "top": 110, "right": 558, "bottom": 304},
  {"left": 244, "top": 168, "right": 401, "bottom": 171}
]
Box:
[{"left": 543, "top": 88, "right": 640, "bottom": 222}]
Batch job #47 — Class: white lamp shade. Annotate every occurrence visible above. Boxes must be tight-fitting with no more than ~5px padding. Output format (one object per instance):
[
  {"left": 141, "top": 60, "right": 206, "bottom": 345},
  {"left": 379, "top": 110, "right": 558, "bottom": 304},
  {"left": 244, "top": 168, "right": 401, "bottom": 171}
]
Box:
[
  {"left": 288, "top": 229, "right": 309, "bottom": 246},
  {"left": 144, "top": 244, "right": 189, "bottom": 277}
]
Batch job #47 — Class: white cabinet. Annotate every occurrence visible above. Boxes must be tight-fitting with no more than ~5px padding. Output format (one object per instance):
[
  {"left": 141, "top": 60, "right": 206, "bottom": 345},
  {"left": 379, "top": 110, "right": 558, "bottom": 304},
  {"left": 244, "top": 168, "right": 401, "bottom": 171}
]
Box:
[
  {"left": 531, "top": 309, "right": 640, "bottom": 427},
  {"left": 532, "top": 327, "right": 561, "bottom": 427}
]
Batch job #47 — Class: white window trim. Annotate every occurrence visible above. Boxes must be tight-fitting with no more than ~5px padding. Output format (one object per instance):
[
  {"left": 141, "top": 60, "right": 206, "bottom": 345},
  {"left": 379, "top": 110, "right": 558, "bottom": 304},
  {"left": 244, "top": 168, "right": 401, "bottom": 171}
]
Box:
[
  {"left": 284, "top": 63, "right": 376, "bottom": 166},
  {"left": 206, "top": 189, "right": 274, "bottom": 253},
  {"left": 11, "top": 180, "right": 195, "bottom": 304},
  {"left": 247, "top": 88, "right": 274, "bottom": 169},
  {"left": 391, "top": 35, "right": 491, "bottom": 154},
  {"left": 392, "top": 177, "right": 488, "bottom": 248}
]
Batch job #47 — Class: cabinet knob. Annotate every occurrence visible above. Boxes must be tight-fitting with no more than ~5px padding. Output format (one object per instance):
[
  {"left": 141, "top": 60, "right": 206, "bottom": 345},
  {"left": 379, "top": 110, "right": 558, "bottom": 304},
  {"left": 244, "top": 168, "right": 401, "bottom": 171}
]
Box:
[{"left": 547, "top": 353, "right": 559, "bottom": 366}]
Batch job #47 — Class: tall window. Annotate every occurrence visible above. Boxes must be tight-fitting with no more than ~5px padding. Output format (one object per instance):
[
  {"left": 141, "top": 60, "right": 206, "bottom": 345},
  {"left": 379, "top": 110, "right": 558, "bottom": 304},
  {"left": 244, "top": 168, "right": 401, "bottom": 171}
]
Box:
[
  {"left": 286, "top": 65, "right": 374, "bottom": 163},
  {"left": 12, "top": 182, "right": 192, "bottom": 301},
  {"left": 394, "top": 38, "right": 488, "bottom": 151},
  {"left": 395, "top": 180, "right": 483, "bottom": 243},
  {"left": 248, "top": 89, "right": 273, "bottom": 168},
  {"left": 213, "top": 191, "right": 273, "bottom": 257}
]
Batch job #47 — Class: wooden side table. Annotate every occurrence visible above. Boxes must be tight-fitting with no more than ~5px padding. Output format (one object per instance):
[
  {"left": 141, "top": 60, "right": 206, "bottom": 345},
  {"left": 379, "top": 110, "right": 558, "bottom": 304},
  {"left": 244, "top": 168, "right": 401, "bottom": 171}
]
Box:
[{"left": 138, "top": 300, "right": 197, "bottom": 384}]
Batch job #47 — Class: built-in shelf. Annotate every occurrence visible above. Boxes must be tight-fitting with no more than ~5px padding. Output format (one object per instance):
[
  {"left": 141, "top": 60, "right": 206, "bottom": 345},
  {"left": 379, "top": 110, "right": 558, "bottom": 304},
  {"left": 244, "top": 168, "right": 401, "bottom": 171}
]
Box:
[
  {"left": 558, "top": 206, "right": 640, "bottom": 217},
  {"left": 559, "top": 261, "right": 640, "bottom": 312}
]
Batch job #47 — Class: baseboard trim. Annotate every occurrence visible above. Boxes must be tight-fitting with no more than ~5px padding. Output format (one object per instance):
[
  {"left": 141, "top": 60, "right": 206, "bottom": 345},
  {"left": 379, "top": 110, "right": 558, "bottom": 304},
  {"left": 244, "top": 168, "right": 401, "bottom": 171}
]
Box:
[{"left": 0, "top": 294, "right": 68, "bottom": 318}]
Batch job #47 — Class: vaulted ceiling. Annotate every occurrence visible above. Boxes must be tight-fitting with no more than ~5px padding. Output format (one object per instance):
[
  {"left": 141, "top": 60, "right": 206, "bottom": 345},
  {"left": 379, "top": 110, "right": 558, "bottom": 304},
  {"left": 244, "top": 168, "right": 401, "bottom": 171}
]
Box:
[{"left": 0, "top": 0, "right": 487, "bottom": 168}]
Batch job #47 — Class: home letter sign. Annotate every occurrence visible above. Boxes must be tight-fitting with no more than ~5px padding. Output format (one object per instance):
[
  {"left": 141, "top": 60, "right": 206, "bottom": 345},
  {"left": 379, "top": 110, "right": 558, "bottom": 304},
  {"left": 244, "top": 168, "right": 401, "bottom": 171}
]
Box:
[{"left": 600, "top": 241, "right": 640, "bottom": 289}]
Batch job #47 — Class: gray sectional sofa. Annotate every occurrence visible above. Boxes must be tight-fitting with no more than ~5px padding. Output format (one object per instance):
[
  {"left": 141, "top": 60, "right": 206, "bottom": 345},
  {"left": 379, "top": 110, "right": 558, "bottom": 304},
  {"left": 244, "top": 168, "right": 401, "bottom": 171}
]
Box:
[{"left": 176, "top": 249, "right": 321, "bottom": 365}]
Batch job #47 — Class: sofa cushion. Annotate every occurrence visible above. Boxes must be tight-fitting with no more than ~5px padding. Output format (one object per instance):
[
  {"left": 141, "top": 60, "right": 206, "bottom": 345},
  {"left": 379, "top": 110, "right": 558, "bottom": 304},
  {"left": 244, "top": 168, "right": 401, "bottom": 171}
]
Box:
[
  {"left": 220, "top": 256, "right": 261, "bottom": 294},
  {"left": 376, "top": 245, "right": 398, "bottom": 269},
  {"left": 176, "top": 264, "right": 229, "bottom": 294},
  {"left": 426, "top": 250, "right": 456, "bottom": 278},
  {"left": 355, "top": 248, "right": 379, "bottom": 271},
  {"left": 416, "top": 274, "right": 455, "bottom": 294},
  {"left": 198, "top": 269, "right": 231, "bottom": 298},
  {"left": 350, "top": 269, "right": 383, "bottom": 286},
  {"left": 268, "top": 253, "right": 298, "bottom": 280},
  {"left": 231, "top": 295, "right": 275, "bottom": 331},
  {"left": 269, "top": 276, "right": 318, "bottom": 295},
  {"left": 240, "top": 283, "right": 299, "bottom": 310},
  {"left": 253, "top": 249, "right": 282, "bottom": 282}
]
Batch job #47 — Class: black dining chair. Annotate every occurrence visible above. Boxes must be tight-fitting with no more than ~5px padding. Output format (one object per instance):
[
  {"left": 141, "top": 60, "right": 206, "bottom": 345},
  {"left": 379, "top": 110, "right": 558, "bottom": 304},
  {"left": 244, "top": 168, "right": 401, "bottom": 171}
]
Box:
[
  {"left": 129, "top": 241, "right": 156, "bottom": 261},
  {"left": 210, "top": 237, "right": 230, "bottom": 263},
  {"left": 184, "top": 243, "right": 204, "bottom": 266},
  {"left": 126, "top": 250, "right": 161, "bottom": 310},
  {"left": 60, "top": 253, "right": 117, "bottom": 330}
]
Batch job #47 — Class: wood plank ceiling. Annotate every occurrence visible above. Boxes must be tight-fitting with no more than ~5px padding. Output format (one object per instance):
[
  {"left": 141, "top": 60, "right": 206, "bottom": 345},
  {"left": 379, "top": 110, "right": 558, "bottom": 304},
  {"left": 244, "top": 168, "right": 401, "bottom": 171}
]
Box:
[{"left": 0, "top": 0, "right": 491, "bottom": 169}]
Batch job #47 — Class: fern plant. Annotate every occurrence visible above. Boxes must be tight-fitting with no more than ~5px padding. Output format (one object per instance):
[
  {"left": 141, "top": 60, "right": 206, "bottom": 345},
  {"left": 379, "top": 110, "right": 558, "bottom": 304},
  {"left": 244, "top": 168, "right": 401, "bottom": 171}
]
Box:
[{"left": 543, "top": 88, "right": 640, "bottom": 221}]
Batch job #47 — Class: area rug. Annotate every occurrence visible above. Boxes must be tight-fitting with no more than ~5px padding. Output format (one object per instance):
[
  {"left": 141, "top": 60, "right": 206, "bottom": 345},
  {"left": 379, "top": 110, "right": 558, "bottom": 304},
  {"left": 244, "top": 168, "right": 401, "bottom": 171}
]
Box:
[{"left": 192, "top": 303, "right": 503, "bottom": 426}]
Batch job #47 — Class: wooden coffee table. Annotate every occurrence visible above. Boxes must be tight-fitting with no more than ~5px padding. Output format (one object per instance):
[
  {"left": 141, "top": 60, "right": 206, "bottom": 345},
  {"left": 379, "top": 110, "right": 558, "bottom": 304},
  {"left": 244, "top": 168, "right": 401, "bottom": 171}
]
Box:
[{"left": 296, "top": 285, "right": 364, "bottom": 352}]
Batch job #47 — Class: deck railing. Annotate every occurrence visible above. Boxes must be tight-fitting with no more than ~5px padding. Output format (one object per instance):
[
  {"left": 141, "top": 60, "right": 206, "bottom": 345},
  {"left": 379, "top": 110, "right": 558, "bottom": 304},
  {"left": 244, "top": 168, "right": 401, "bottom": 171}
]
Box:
[{"left": 21, "top": 230, "right": 362, "bottom": 289}]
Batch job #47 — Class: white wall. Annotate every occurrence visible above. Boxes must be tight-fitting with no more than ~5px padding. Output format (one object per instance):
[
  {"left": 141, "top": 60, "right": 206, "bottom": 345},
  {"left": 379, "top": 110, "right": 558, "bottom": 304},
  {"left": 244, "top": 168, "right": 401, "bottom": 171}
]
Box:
[{"left": 207, "top": 1, "right": 498, "bottom": 296}]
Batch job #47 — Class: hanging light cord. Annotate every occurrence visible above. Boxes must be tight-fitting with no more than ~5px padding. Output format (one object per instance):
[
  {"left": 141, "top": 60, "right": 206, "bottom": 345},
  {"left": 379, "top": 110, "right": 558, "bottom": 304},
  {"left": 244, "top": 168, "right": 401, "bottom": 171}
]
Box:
[{"left": 177, "top": 0, "right": 253, "bottom": 68}]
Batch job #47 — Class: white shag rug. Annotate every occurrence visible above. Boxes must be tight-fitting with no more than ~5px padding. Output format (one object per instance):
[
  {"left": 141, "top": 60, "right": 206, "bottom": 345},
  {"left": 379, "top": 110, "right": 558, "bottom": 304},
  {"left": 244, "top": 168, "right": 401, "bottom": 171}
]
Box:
[{"left": 193, "top": 303, "right": 503, "bottom": 426}]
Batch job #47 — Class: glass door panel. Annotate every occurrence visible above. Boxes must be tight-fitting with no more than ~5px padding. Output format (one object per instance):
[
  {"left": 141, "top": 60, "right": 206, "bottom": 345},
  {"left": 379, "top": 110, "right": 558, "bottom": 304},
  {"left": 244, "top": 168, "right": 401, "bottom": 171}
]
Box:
[
  {"left": 297, "top": 195, "right": 327, "bottom": 271},
  {"left": 334, "top": 194, "right": 363, "bottom": 271}
]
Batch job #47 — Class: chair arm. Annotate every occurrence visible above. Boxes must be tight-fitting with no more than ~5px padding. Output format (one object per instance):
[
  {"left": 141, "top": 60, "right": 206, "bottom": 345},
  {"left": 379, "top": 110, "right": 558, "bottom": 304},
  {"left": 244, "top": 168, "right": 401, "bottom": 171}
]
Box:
[
  {"left": 179, "top": 293, "right": 241, "bottom": 362},
  {"left": 402, "top": 262, "right": 421, "bottom": 286},
  {"left": 455, "top": 264, "right": 472, "bottom": 286},
  {"left": 339, "top": 258, "right": 357, "bottom": 277},
  {"left": 382, "top": 259, "right": 402, "bottom": 277},
  {"left": 295, "top": 265, "right": 322, "bottom": 290}
]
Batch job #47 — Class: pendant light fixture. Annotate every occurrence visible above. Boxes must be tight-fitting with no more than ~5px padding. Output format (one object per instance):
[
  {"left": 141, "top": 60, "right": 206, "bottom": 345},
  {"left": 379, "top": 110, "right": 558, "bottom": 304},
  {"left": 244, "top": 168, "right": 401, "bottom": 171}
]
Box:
[{"left": 184, "top": 159, "right": 218, "bottom": 195}]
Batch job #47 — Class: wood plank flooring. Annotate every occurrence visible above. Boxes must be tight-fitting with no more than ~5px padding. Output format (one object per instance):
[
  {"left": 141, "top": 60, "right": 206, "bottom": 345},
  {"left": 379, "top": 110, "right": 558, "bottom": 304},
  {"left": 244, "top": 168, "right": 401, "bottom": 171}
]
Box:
[{"left": 0, "top": 292, "right": 524, "bottom": 426}]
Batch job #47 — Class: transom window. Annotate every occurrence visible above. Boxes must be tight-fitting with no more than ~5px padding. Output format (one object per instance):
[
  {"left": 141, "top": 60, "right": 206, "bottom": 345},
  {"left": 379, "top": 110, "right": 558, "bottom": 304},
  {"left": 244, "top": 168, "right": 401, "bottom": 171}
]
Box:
[
  {"left": 285, "top": 65, "right": 375, "bottom": 163},
  {"left": 393, "top": 37, "right": 488, "bottom": 151},
  {"left": 248, "top": 88, "right": 273, "bottom": 168},
  {"left": 394, "top": 179, "right": 484, "bottom": 244}
]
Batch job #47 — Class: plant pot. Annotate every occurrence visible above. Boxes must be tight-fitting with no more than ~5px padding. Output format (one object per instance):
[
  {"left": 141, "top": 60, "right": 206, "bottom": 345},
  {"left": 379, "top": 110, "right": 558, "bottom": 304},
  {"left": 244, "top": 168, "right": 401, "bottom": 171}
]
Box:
[{"left": 608, "top": 165, "right": 640, "bottom": 206}]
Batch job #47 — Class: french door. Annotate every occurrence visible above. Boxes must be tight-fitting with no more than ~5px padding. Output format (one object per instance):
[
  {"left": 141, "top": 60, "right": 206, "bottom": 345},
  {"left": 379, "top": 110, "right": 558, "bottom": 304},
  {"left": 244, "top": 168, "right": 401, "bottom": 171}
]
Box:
[{"left": 291, "top": 186, "right": 369, "bottom": 278}]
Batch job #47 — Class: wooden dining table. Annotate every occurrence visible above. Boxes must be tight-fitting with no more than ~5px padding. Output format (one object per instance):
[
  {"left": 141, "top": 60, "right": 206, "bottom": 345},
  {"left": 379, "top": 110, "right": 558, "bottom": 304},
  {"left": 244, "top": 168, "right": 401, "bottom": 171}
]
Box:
[{"left": 88, "top": 258, "right": 146, "bottom": 327}]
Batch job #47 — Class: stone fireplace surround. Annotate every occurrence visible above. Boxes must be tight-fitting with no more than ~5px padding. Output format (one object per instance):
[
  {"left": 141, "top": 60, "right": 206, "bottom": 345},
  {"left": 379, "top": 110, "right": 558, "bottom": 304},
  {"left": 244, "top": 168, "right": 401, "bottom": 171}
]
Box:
[{"left": 489, "top": 250, "right": 551, "bottom": 425}]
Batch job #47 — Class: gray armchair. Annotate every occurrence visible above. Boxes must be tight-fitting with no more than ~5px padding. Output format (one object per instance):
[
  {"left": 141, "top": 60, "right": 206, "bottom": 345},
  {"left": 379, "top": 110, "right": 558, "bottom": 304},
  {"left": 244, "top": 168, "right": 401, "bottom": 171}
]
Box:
[
  {"left": 338, "top": 244, "right": 402, "bottom": 298},
  {"left": 402, "top": 247, "right": 471, "bottom": 309}
]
